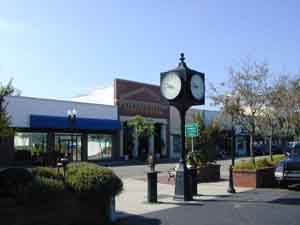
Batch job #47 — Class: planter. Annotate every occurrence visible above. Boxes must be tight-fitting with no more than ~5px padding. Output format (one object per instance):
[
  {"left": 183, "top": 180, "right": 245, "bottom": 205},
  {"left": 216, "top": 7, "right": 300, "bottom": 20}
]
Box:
[
  {"left": 1, "top": 191, "right": 113, "bottom": 225},
  {"left": 233, "top": 167, "right": 276, "bottom": 188},
  {"left": 196, "top": 164, "right": 220, "bottom": 182},
  {"left": 109, "top": 196, "right": 117, "bottom": 223}
]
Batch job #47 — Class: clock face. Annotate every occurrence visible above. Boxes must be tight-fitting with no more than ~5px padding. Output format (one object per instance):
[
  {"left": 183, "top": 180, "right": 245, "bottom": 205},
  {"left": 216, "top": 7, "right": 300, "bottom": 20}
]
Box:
[
  {"left": 190, "top": 74, "right": 204, "bottom": 100},
  {"left": 161, "top": 72, "right": 182, "bottom": 100}
]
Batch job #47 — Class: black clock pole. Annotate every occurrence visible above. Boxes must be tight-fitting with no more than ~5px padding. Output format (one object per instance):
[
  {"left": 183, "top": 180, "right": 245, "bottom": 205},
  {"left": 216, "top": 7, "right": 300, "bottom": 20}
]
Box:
[
  {"left": 180, "top": 110, "right": 186, "bottom": 167},
  {"left": 160, "top": 53, "right": 205, "bottom": 202},
  {"left": 174, "top": 109, "right": 193, "bottom": 201}
]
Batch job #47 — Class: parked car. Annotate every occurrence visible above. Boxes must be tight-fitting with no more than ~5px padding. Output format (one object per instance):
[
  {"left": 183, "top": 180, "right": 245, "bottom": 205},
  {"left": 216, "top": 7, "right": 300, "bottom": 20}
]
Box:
[{"left": 274, "top": 143, "right": 300, "bottom": 188}]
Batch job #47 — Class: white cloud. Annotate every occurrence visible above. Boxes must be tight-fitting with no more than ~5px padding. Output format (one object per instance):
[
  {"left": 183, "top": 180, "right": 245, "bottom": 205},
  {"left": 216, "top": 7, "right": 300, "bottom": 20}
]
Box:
[{"left": 72, "top": 86, "right": 115, "bottom": 106}]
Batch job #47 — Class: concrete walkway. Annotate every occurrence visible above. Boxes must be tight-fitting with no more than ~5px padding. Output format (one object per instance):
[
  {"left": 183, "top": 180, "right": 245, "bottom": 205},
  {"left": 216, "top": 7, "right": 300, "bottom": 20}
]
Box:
[{"left": 115, "top": 177, "right": 252, "bottom": 218}]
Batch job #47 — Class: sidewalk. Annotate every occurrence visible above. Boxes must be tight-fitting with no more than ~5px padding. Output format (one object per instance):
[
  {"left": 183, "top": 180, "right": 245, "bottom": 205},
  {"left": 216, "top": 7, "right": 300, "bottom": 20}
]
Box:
[{"left": 115, "top": 177, "right": 252, "bottom": 218}]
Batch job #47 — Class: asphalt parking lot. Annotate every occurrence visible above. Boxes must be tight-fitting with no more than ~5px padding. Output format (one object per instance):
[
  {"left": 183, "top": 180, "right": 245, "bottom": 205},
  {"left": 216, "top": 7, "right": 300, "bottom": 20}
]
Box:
[
  {"left": 116, "top": 188, "right": 300, "bottom": 225},
  {"left": 108, "top": 158, "right": 233, "bottom": 179}
]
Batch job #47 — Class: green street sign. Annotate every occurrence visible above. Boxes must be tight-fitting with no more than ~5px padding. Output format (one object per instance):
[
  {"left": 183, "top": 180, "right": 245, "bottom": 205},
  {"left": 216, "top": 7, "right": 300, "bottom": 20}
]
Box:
[{"left": 185, "top": 123, "right": 199, "bottom": 137}]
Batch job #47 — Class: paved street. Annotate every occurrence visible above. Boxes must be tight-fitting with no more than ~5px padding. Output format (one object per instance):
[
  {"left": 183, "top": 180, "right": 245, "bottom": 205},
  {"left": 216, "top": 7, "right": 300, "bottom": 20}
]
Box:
[
  {"left": 111, "top": 158, "right": 300, "bottom": 225},
  {"left": 115, "top": 178, "right": 252, "bottom": 216},
  {"left": 116, "top": 187, "right": 300, "bottom": 225},
  {"left": 109, "top": 158, "right": 239, "bottom": 180}
]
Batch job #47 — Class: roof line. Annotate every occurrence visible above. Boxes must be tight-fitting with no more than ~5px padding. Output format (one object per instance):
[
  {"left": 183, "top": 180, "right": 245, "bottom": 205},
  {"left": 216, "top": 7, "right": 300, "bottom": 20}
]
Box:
[
  {"left": 5, "top": 95, "right": 116, "bottom": 108},
  {"left": 115, "top": 78, "right": 160, "bottom": 88}
]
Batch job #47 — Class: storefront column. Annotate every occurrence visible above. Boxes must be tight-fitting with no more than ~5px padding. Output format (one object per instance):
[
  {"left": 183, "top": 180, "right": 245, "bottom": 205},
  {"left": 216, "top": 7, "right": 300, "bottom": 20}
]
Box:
[
  {"left": 47, "top": 132, "right": 55, "bottom": 165},
  {"left": 161, "top": 124, "right": 167, "bottom": 157},
  {"left": 120, "top": 128, "right": 124, "bottom": 158},
  {"left": 133, "top": 129, "right": 139, "bottom": 158},
  {"left": 235, "top": 137, "right": 239, "bottom": 156},
  {"left": 112, "top": 131, "right": 120, "bottom": 160},
  {"left": 148, "top": 134, "right": 154, "bottom": 155},
  {"left": 81, "top": 134, "right": 88, "bottom": 161}
]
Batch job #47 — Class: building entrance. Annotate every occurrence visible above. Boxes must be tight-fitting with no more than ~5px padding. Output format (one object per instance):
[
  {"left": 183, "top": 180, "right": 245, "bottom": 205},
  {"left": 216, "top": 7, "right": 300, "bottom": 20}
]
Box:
[{"left": 55, "top": 133, "right": 82, "bottom": 161}]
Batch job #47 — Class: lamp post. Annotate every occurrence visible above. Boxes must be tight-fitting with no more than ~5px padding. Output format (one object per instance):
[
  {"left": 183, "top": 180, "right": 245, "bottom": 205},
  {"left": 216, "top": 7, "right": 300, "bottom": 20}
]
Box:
[
  {"left": 224, "top": 96, "right": 239, "bottom": 194},
  {"left": 160, "top": 53, "right": 205, "bottom": 201},
  {"left": 67, "top": 109, "right": 77, "bottom": 161},
  {"left": 227, "top": 120, "right": 236, "bottom": 193}
]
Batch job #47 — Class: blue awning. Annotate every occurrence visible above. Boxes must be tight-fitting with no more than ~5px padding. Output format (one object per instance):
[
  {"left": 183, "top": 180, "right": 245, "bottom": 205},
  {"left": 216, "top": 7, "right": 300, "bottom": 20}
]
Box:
[{"left": 30, "top": 115, "right": 121, "bottom": 131}]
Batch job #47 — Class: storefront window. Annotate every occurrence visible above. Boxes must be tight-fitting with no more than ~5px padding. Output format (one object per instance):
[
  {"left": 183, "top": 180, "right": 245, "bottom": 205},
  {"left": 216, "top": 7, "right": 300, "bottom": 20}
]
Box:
[
  {"left": 55, "top": 133, "right": 81, "bottom": 161},
  {"left": 88, "top": 134, "right": 112, "bottom": 160},
  {"left": 14, "top": 132, "right": 47, "bottom": 160}
]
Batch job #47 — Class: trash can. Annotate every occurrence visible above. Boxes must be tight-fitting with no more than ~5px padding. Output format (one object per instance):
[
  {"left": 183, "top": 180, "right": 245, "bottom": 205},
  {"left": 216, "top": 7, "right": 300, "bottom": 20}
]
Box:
[{"left": 147, "top": 171, "right": 158, "bottom": 203}]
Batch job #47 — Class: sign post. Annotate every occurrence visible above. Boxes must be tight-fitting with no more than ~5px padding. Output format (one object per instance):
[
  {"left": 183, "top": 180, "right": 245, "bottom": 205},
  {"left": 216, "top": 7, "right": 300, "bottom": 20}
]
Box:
[
  {"left": 185, "top": 123, "right": 198, "bottom": 137},
  {"left": 185, "top": 123, "right": 198, "bottom": 152}
]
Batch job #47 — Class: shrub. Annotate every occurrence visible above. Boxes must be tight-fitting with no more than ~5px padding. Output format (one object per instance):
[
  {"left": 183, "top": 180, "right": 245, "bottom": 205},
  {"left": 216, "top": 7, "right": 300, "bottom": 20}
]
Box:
[
  {"left": 65, "top": 162, "right": 123, "bottom": 196},
  {"left": 268, "top": 154, "right": 286, "bottom": 166},
  {"left": 32, "top": 167, "right": 63, "bottom": 180},
  {"left": 187, "top": 150, "right": 216, "bottom": 167},
  {"left": 255, "top": 158, "right": 273, "bottom": 168},
  {"left": 30, "top": 176, "right": 65, "bottom": 193},
  {"left": 234, "top": 159, "right": 256, "bottom": 170},
  {"left": 0, "top": 168, "right": 33, "bottom": 195},
  {"left": 234, "top": 156, "right": 284, "bottom": 171},
  {"left": 14, "top": 150, "right": 31, "bottom": 161}
]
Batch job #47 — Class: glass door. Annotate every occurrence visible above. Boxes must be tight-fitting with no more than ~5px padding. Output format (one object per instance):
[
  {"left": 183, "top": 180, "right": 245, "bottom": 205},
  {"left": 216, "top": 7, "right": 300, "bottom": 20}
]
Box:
[{"left": 55, "top": 133, "right": 82, "bottom": 161}]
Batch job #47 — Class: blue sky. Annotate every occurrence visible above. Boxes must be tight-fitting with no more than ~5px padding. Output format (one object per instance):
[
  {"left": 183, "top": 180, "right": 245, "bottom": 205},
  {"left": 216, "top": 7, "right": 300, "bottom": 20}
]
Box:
[{"left": 1, "top": 0, "right": 300, "bottom": 107}]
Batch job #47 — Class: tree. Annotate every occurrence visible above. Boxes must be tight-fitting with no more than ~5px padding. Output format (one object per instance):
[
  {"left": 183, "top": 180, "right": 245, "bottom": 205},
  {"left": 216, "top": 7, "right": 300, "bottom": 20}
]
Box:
[
  {"left": 127, "top": 115, "right": 155, "bottom": 160},
  {"left": 211, "top": 60, "right": 269, "bottom": 164},
  {"left": 271, "top": 76, "right": 300, "bottom": 145},
  {"left": 0, "top": 79, "right": 17, "bottom": 136},
  {"left": 128, "top": 115, "right": 155, "bottom": 139},
  {"left": 256, "top": 100, "right": 279, "bottom": 161},
  {"left": 188, "top": 112, "right": 222, "bottom": 163},
  {"left": 289, "top": 77, "right": 300, "bottom": 141}
]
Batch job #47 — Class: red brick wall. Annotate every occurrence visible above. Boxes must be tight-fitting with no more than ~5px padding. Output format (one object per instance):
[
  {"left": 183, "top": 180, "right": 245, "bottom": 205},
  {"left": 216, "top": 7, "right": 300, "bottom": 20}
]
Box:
[
  {"left": 233, "top": 168, "right": 276, "bottom": 188},
  {"left": 233, "top": 170, "right": 258, "bottom": 188}
]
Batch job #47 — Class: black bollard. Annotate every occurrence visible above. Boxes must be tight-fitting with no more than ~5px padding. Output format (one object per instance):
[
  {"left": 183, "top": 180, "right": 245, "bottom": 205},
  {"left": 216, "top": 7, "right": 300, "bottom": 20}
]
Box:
[{"left": 147, "top": 171, "right": 158, "bottom": 203}]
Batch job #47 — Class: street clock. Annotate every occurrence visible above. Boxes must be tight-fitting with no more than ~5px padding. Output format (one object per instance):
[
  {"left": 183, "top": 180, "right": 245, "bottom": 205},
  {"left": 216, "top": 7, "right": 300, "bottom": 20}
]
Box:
[
  {"left": 160, "top": 53, "right": 205, "bottom": 111},
  {"left": 160, "top": 53, "right": 205, "bottom": 201}
]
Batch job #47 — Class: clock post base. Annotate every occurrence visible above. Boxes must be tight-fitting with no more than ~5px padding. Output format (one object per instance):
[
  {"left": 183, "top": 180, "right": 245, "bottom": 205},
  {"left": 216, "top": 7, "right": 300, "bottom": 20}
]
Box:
[{"left": 174, "top": 162, "right": 193, "bottom": 201}]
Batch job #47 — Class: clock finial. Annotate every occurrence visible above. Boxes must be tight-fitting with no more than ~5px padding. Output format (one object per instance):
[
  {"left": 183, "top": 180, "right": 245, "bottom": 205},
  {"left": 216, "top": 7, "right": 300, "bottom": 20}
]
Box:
[
  {"left": 180, "top": 53, "right": 185, "bottom": 63},
  {"left": 178, "top": 53, "right": 187, "bottom": 68}
]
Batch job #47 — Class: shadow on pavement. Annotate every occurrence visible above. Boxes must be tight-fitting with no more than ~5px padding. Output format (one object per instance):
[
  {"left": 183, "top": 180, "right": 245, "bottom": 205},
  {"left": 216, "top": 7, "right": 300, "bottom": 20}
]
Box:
[
  {"left": 288, "top": 185, "right": 300, "bottom": 191},
  {"left": 270, "top": 198, "right": 300, "bottom": 205},
  {"left": 194, "top": 188, "right": 300, "bottom": 206},
  {"left": 114, "top": 215, "right": 161, "bottom": 225},
  {"left": 156, "top": 200, "right": 203, "bottom": 206}
]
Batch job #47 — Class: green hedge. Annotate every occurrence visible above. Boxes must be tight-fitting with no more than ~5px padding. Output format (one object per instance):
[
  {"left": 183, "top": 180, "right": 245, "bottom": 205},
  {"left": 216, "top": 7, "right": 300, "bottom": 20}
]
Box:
[
  {"left": 32, "top": 167, "right": 63, "bottom": 180},
  {"left": 269, "top": 154, "right": 286, "bottom": 166},
  {"left": 65, "top": 162, "right": 123, "bottom": 196},
  {"left": 0, "top": 163, "right": 123, "bottom": 225},
  {"left": 30, "top": 176, "right": 65, "bottom": 193},
  {"left": 234, "top": 155, "right": 286, "bottom": 171}
]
